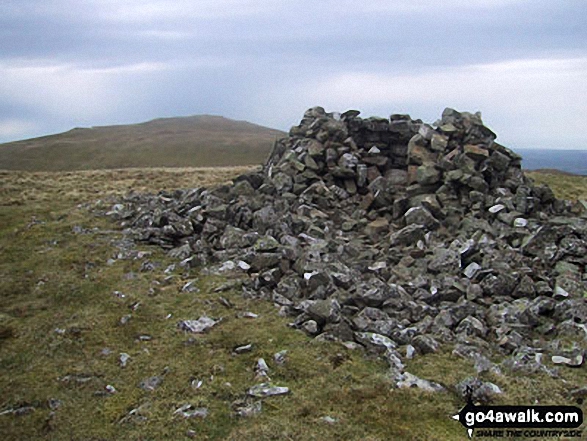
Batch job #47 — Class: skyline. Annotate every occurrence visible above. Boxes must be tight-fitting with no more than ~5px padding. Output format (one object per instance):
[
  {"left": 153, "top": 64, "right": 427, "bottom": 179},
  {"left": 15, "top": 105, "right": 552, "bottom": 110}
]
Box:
[{"left": 1, "top": 0, "right": 586, "bottom": 150}]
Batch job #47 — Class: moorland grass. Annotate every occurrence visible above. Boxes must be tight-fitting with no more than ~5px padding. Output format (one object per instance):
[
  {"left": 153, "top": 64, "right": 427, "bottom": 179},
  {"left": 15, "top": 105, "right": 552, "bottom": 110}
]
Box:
[{"left": 0, "top": 168, "right": 585, "bottom": 440}]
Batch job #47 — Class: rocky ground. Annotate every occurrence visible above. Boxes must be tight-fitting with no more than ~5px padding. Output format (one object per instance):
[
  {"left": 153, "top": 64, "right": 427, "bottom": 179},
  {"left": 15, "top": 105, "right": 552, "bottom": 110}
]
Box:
[
  {"left": 110, "top": 108, "right": 587, "bottom": 408},
  {"left": 1, "top": 108, "right": 586, "bottom": 439}
]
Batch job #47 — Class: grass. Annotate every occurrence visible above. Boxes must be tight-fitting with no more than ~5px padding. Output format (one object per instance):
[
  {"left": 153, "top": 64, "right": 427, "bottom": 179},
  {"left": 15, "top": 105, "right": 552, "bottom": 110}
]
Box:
[
  {"left": 526, "top": 170, "right": 587, "bottom": 201},
  {"left": 0, "top": 115, "right": 285, "bottom": 171},
  {"left": 0, "top": 168, "right": 585, "bottom": 440}
]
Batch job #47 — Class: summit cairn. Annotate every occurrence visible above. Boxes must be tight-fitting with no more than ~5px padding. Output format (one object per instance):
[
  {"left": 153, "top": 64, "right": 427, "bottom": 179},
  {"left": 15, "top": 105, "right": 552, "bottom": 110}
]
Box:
[{"left": 112, "top": 107, "right": 587, "bottom": 387}]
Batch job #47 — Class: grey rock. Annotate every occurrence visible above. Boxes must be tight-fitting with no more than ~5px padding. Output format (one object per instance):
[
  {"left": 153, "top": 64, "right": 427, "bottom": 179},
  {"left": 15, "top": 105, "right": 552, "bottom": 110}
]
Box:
[
  {"left": 233, "top": 400, "right": 262, "bottom": 417},
  {"left": 107, "top": 106, "right": 583, "bottom": 390},
  {"left": 247, "top": 383, "right": 290, "bottom": 398},
  {"left": 551, "top": 354, "right": 583, "bottom": 367},
  {"left": 234, "top": 344, "right": 253, "bottom": 354},
  {"left": 307, "top": 298, "right": 341, "bottom": 324},
  {"left": 178, "top": 316, "right": 218, "bottom": 333},
  {"left": 404, "top": 206, "right": 439, "bottom": 229},
  {"left": 412, "top": 334, "right": 440, "bottom": 354},
  {"left": 174, "top": 404, "right": 208, "bottom": 419},
  {"left": 139, "top": 375, "right": 163, "bottom": 391},
  {"left": 396, "top": 372, "right": 445, "bottom": 392},
  {"left": 302, "top": 320, "right": 319, "bottom": 335},
  {"left": 355, "top": 331, "right": 397, "bottom": 352},
  {"left": 455, "top": 316, "right": 487, "bottom": 338},
  {"left": 389, "top": 224, "right": 426, "bottom": 245},
  {"left": 456, "top": 377, "right": 502, "bottom": 403},
  {"left": 119, "top": 353, "right": 130, "bottom": 368},
  {"left": 463, "top": 262, "right": 482, "bottom": 279},
  {"left": 274, "top": 350, "right": 287, "bottom": 365}
]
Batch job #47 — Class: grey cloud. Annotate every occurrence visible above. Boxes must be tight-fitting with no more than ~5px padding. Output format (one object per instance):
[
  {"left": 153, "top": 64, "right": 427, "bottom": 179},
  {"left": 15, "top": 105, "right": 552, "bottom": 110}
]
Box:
[{"left": 0, "top": 0, "right": 586, "bottom": 147}]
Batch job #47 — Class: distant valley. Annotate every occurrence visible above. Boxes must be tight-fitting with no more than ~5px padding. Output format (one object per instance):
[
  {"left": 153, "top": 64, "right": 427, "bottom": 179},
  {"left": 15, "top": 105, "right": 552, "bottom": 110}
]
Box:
[{"left": 0, "top": 115, "right": 285, "bottom": 171}]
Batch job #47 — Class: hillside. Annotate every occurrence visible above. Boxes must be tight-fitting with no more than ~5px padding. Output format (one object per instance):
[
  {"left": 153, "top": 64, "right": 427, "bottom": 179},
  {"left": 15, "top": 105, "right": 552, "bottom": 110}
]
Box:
[{"left": 0, "top": 116, "right": 286, "bottom": 171}]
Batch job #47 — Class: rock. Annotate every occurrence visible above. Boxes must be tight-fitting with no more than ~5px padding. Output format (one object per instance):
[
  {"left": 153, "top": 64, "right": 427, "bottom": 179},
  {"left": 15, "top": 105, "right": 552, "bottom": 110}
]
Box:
[
  {"left": 139, "top": 376, "right": 163, "bottom": 391},
  {"left": 416, "top": 165, "right": 441, "bottom": 185},
  {"left": 233, "top": 400, "right": 262, "bottom": 417},
  {"left": 404, "top": 206, "right": 439, "bottom": 229},
  {"left": 178, "top": 316, "right": 219, "bottom": 333},
  {"left": 389, "top": 224, "right": 426, "bottom": 245},
  {"left": 234, "top": 344, "right": 253, "bottom": 354},
  {"left": 463, "top": 262, "right": 482, "bottom": 279},
  {"left": 182, "top": 280, "right": 200, "bottom": 293},
  {"left": 307, "top": 298, "right": 341, "bottom": 324},
  {"left": 456, "top": 377, "right": 502, "bottom": 403},
  {"left": 255, "top": 358, "right": 270, "bottom": 379},
  {"left": 464, "top": 144, "right": 489, "bottom": 161},
  {"left": 254, "top": 235, "right": 280, "bottom": 252},
  {"left": 355, "top": 332, "right": 397, "bottom": 352},
  {"left": 274, "top": 350, "right": 287, "bottom": 365},
  {"left": 119, "top": 353, "right": 131, "bottom": 368},
  {"left": 396, "top": 372, "right": 445, "bottom": 392},
  {"left": 551, "top": 354, "right": 583, "bottom": 367},
  {"left": 174, "top": 404, "right": 208, "bottom": 419},
  {"left": 302, "top": 320, "right": 319, "bottom": 335},
  {"left": 428, "top": 248, "right": 459, "bottom": 273},
  {"left": 365, "top": 218, "right": 389, "bottom": 240},
  {"left": 106, "top": 105, "right": 583, "bottom": 394},
  {"left": 412, "top": 335, "right": 440, "bottom": 354},
  {"left": 455, "top": 316, "right": 487, "bottom": 338},
  {"left": 247, "top": 383, "right": 290, "bottom": 398},
  {"left": 488, "top": 204, "right": 506, "bottom": 214}
]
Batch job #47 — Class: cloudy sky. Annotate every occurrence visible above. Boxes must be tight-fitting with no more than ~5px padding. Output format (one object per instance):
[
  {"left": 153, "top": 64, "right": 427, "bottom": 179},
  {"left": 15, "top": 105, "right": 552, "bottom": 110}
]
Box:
[{"left": 1, "top": 0, "right": 586, "bottom": 150}]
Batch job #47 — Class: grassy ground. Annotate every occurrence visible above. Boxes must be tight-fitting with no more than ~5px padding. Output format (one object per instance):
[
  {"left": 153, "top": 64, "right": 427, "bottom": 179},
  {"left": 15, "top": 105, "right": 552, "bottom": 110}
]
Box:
[
  {"left": 0, "top": 168, "right": 585, "bottom": 440},
  {"left": 526, "top": 170, "right": 587, "bottom": 201}
]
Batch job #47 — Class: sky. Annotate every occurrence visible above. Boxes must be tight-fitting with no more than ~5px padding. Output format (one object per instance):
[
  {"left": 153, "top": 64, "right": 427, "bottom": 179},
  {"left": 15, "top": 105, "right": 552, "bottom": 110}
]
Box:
[{"left": 1, "top": 0, "right": 586, "bottom": 150}]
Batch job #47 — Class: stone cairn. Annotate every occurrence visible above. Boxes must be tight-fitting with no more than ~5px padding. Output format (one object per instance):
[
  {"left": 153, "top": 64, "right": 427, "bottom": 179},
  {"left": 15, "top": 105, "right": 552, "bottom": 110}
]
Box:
[{"left": 110, "top": 107, "right": 587, "bottom": 390}]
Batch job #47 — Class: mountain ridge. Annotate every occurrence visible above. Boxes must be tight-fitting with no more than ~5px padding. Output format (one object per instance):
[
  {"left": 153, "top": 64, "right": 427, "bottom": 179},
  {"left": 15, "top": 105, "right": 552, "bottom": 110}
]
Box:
[{"left": 0, "top": 115, "right": 286, "bottom": 171}]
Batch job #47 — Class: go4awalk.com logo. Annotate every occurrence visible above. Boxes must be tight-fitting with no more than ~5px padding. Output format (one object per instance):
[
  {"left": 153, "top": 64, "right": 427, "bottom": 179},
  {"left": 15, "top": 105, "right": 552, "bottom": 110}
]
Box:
[{"left": 452, "top": 400, "right": 584, "bottom": 439}]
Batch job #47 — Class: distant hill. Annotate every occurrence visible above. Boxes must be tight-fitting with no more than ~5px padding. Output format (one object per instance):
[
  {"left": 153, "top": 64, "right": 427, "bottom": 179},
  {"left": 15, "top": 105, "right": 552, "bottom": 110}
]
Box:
[{"left": 0, "top": 115, "right": 286, "bottom": 171}]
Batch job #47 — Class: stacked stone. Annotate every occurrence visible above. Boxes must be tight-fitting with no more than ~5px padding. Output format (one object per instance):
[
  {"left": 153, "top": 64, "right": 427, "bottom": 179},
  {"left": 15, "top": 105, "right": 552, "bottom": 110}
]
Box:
[{"left": 110, "top": 107, "right": 587, "bottom": 387}]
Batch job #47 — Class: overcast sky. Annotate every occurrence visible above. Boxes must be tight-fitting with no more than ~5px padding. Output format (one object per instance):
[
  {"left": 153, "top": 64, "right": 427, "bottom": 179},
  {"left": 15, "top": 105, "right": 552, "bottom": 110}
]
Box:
[{"left": 1, "top": 0, "right": 586, "bottom": 150}]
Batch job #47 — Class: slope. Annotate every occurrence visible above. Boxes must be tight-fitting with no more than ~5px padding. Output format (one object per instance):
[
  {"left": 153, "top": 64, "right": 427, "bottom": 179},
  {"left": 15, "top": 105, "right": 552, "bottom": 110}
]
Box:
[{"left": 0, "top": 115, "right": 286, "bottom": 171}]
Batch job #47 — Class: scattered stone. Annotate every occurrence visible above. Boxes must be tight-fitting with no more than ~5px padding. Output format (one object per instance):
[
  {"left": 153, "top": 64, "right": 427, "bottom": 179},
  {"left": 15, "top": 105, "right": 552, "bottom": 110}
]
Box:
[
  {"left": 274, "top": 350, "right": 288, "bottom": 365},
  {"left": 181, "top": 280, "right": 200, "bottom": 293},
  {"left": 105, "top": 106, "right": 587, "bottom": 394},
  {"left": 302, "top": 320, "right": 319, "bottom": 335},
  {"left": 118, "top": 403, "right": 151, "bottom": 424},
  {"left": 139, "top": 375, "right": 163, "bottom": 391},
  {"left": 178, "top": 316, "right": 218, "bottom": 333},
  {"left": 255, "top": 358, "right": 270, "bottom": 379},
  {"left": 396, "top": 372, "right": 445, "bottom": 392},
  {"left": 234, "top": 344, "right": 253, "bottom": 354},
  {"left": 551, "top": 354, "right": 583, "bottom": 367},
  {"left": 247, "top": 383, "right": 290, "bottom": 398},
  {"left": 456, "top": 377, "right": 503, "bottom": 404},
  {"left": 173, "top": 404, "right": 208, "bottom": 419},
  {"left": 233, "top": 400, "right": 262, "bottom": 417}
]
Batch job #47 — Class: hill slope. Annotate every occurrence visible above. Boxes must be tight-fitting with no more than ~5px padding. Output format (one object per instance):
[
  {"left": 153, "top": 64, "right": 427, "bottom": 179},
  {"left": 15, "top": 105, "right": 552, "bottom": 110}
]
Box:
[{"left": 0, "top": 115, "right": 286, "bottom": 171}]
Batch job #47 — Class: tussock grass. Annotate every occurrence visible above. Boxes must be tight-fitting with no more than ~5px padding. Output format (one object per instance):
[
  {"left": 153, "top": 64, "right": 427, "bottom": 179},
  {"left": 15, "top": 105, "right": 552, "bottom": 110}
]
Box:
[{"left": 0, "top": 168, "right": 585, "bottom": 440}]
